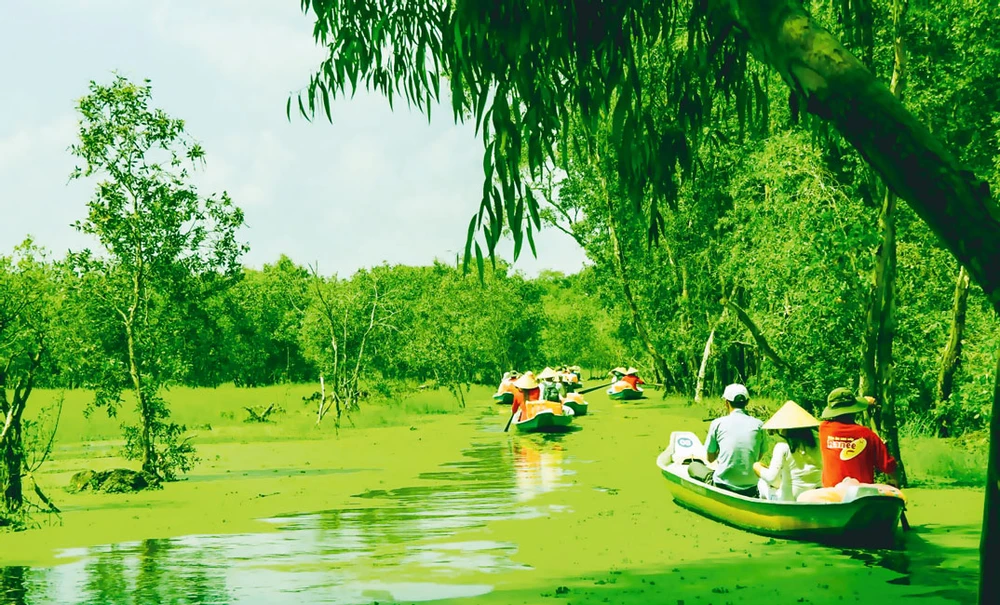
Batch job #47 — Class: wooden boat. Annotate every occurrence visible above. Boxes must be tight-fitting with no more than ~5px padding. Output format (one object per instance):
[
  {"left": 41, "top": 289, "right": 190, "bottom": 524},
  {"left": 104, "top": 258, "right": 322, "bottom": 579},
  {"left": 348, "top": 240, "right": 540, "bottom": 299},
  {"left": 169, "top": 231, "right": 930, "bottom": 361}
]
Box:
[
  {"left": 656, "top": 431, "right": 905, "bottom": 546},
  {"left": 512, "top": 408, "right": 574, "bottom": 433},
  {"left": 493, "top": 392, "right": 514, "bottom": 405},
  {"left": 608, "top": 387, "right": 643, "bottom": 401}
]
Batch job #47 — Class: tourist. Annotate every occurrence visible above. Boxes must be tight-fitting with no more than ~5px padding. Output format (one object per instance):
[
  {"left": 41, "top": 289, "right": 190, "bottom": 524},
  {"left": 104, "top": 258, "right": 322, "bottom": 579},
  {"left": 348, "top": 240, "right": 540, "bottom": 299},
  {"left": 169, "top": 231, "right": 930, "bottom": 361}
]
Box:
[
  {"left": 818, "top": 388, "right": 899, "bottom": 487},
  {"left": 688, "top": 384, "right": 765, "bottom": 497},
  {"left": 512, "top": 372, "right": 541, "bottom": 419},
  {"left": 621, "top": 367, "right": 644, "bottom": 391},
  {"left": 753, "top": 401, "right": 823, "bottom": 501}
]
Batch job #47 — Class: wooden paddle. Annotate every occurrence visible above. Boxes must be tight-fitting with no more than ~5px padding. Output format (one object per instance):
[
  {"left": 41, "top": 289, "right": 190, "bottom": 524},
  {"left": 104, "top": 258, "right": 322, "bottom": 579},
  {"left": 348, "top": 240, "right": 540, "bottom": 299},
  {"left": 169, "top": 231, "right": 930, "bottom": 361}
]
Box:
[
  {"left": 503, "top": 410, "right": 516, "bottom": 432},
  {"left": 578, "top": 381, "right": 613, "bottom": 395},
  {"left": 901, "top": 510, "right": 911, "bottom": 531}
]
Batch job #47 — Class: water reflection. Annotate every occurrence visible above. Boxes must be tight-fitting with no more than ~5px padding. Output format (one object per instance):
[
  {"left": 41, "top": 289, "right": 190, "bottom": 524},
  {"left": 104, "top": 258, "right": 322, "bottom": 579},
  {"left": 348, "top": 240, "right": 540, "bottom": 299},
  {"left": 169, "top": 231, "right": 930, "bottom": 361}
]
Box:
[
  {"left": 512, "top": 437, "right": 569, "bottom": 503},
  {"left": 1, "top": 439, "right": 574, "bottom": 605}
]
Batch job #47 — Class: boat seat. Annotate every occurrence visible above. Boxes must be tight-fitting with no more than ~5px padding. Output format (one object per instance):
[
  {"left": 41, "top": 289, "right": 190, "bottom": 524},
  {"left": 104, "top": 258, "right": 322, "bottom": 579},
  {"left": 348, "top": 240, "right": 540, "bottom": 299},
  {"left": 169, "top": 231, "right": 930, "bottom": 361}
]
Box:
[{"left": 669, "top": 431, "right": 708, "bottom": 465}]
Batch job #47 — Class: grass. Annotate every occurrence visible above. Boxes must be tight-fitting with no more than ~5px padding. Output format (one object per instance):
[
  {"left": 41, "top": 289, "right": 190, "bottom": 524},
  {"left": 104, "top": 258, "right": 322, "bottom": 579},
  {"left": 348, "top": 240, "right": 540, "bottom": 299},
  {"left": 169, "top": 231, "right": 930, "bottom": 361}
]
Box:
[{"left": 26, "top": 382, "right": 471, "bottom": 447}]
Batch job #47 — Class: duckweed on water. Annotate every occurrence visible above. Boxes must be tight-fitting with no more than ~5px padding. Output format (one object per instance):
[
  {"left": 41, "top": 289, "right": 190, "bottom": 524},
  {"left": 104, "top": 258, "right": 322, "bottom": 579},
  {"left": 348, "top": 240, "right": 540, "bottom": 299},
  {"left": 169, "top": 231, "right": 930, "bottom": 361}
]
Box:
[{"left": 0, "top": 386, "right": 983, "bottom": 604}]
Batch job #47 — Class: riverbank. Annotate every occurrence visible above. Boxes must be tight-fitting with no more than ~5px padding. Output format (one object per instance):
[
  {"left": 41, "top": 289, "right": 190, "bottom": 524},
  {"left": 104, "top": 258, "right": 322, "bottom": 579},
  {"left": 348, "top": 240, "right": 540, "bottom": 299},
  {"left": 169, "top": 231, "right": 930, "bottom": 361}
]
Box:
[{"left": 0, "top": 386, "right": 985, "bottom": 604}]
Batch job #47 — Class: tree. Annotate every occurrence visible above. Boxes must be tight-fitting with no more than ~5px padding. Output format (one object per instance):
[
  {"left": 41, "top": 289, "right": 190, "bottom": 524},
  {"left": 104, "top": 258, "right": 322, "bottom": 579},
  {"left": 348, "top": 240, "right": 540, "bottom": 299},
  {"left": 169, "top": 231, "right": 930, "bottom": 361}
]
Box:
[
  {"left": 69, "top": 76, "right": 246, "bottom": 480},
  {"left": 301, "top": 266, "right": 397, "bottom": 426},
  {"left": 0, "top": 241, "right": 60, "bottom": 526}
]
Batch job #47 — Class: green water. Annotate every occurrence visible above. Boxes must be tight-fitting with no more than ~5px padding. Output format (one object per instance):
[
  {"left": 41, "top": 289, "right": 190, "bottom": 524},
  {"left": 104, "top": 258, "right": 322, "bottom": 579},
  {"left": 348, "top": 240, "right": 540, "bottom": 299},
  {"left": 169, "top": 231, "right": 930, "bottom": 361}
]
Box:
[{"left": 0, "top": 400, "right": 982, "bottom": 604}]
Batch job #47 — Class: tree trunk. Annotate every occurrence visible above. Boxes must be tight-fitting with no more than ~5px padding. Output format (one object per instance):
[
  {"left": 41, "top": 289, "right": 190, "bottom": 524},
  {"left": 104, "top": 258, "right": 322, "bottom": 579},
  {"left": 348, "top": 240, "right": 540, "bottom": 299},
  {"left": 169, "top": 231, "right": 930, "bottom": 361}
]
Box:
[
  {"left": 126, "top": 321, "right": 156, "bottom": 477},
  {"left": 694, "top": 328, "right": 715, "bottom": 404},
  {"left": 732, "top": 0, "right": 1000, "bottom": 313},
  {"left": 874, "top": 188, "right": 906, "bottom": 486},
  {"left": 982, "top": 353, "right": 1000, "bottom": 605},
  {"left": 1, "top": 399, "right": 25, "bottom": 513},
  {"left": 935, "top": 265, "right": 971, "bottom": 436},
  {"left": 726, "top": 301, "right": 793, "bottom": 376},
  {"left": 597, "top": 155, "right": 675, "bottom": 393}
]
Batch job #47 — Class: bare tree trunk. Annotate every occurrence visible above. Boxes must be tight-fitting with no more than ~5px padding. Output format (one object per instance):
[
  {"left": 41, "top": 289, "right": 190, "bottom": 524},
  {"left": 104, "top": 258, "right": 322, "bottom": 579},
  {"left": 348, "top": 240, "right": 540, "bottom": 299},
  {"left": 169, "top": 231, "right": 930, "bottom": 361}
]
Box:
[
  {"left": 1, "top": 399, "right": 25, "bottom": 513},
  {"left": 982, "top": 353, "right": 1000, "bottom": 605},
  {"left": 694, "top": 328, "right": 715, "bottom": 404},
  {"left": 935, "top": 265, "right": 971, "bottom": 436}
]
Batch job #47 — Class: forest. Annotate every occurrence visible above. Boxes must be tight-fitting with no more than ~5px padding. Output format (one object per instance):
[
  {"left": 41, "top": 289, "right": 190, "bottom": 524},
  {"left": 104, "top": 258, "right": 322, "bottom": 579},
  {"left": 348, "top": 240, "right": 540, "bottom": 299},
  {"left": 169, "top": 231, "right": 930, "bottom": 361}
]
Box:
[{"left": 1, "top": 0, "right": 998, "bottom": 603}]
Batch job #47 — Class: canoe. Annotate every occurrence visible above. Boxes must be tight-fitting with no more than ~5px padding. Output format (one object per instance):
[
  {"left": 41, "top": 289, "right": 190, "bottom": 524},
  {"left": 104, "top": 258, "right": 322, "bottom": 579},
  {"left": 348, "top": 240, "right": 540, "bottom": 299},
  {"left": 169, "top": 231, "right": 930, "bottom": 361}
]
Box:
[
  {"left": 513, "top": 410, "right": 574, "bottom": 433},
  {"left": 655, "top": 431, "right": 904, "bottom": 546},
  {"left": 608, "top": 388, "right": 643, "bottom": 401},
  {"left": 493, "top": 392, "right": 514, "bottom": 405}
]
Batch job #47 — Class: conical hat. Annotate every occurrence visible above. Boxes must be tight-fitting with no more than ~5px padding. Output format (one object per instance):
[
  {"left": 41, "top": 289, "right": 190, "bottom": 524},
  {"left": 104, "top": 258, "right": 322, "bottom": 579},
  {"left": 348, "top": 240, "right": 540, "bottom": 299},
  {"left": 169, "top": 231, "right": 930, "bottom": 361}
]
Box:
[
  {"left": 537, "top": 367, "right": 557, "bottom": 380},
  {"left": 514, "top": 373, "right": 539, "bottom": 390},
  {"left": 609, "top": 367, "right": 626, "bottom": 375},
  {"left": 624, "top": 367, "right": 639, "bottom": 375},
  {"left": 762, "top": 401, "right": 820, "bottom": 430}
]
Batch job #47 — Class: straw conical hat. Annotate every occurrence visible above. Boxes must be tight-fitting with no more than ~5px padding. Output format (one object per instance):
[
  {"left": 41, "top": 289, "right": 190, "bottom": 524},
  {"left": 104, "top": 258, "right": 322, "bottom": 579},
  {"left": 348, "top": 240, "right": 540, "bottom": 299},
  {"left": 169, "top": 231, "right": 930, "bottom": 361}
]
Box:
[
  {"left": 514, "top": 373, "right": 539, "bottom": 389},
  {"left": 624, "top": 367, "right": 639, "bottom": 375},
  {"left": 609, "top": 367, "right": 626, "bottom": 375},
  {"left": 762, "top": 401, "right": 820, "bottom": 430},
  {"left": 537, "top": 367, "right": 557, "bottom": 380}
]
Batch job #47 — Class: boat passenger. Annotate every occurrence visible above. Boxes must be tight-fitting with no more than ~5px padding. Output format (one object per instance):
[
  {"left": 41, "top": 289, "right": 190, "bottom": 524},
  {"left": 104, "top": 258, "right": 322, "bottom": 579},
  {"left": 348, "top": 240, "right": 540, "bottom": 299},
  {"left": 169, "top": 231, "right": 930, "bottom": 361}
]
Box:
[
  {"left": 512, "top": 372, "right": 541, "bottom": 419},
  {"left": 687, "top": 384, "right": 765, "bottom": 498},
  {"left": 818, "top": 388, "right": 899, "bottom": 487},
  {"left": 537, "top": 367, "right": 560, "bottom": 402},
  {"left": 753, "top": 401, "right": 823, "bottom": 501},
  {"left": 621, "top": 367, "right": 644, "bottom": 390},
  {"left": 497, "top": 371, "right": 518, "bottom": 394}
]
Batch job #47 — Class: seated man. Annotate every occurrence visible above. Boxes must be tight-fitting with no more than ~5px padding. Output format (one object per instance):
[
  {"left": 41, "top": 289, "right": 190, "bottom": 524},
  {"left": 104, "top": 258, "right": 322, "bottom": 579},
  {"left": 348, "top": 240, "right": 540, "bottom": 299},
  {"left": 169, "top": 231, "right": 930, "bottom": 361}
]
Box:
[
  {"left": 818, "top": 388, "right": 899, "bottom": 487},
  {"left": 688, "top": 384, "right": 764, "bottom": 497}
]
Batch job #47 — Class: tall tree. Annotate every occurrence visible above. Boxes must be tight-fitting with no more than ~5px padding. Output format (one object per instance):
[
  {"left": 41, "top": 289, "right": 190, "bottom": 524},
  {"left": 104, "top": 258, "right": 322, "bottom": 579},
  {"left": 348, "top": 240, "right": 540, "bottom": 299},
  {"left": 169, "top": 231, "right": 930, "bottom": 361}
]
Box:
[{"left": 69, "top": 76, "right": 246, "bottom": 480}]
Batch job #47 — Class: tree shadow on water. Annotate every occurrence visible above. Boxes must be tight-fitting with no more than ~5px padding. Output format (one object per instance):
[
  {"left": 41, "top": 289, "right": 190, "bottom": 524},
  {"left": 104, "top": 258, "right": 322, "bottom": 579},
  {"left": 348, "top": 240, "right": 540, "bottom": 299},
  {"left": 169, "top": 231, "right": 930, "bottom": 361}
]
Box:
[{"left": 839, "top": 523, "right": 979, "bottom": 603}]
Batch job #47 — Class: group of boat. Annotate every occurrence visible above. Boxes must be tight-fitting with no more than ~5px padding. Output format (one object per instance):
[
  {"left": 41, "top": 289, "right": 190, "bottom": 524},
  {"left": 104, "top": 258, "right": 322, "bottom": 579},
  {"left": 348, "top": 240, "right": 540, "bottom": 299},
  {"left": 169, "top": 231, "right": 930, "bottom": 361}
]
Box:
[
  {"left": 491, "top": 369, "right": 908, "bottom": 547},
  {"left": 493, "top": 365, "right": 597, "bottom": 433}
]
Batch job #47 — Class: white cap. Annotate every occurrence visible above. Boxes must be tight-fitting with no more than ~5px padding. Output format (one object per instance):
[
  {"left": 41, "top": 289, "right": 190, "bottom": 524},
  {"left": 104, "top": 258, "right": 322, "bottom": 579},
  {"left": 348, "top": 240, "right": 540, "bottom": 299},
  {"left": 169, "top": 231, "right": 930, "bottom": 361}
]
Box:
[{"left": 722, "top": 383, "right": 750, "bottom": 403}]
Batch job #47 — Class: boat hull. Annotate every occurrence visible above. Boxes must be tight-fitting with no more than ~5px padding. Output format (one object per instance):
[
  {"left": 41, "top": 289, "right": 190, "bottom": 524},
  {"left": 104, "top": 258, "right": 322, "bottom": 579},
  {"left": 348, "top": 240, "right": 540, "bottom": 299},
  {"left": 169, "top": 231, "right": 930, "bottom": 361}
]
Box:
[
  {"left": 609, "top": 388, "right": 643, "bottom": 401},
  {"left": 656, "top": 434, "right": 903, "bottom": 546},
  {"left": 513, "top": 411, "right": 574, "bottom": 433},
  {"left": 564, "top": 401, "right": 588, "bottom": 416},
  {"left": 493, "top": 392, "right": 514, "bottom": 405}
]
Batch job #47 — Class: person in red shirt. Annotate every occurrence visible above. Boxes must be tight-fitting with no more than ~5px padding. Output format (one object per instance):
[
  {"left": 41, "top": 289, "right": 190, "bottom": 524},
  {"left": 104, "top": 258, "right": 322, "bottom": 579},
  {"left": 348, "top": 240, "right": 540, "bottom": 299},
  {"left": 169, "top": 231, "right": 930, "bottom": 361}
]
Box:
[
  {"left": 511, "top": 372, "right": 541, "bottom": 418},
  {"left": 818, "top": 388, "right": 899, "bottom": 487},
  {"left": 622, "top": 367, "right": 645, "bottom": 390}
]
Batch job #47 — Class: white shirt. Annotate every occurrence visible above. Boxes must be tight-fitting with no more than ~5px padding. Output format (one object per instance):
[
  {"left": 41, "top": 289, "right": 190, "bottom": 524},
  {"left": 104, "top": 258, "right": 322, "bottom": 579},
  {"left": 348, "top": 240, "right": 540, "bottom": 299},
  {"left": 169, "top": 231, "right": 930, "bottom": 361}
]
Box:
[{"left": 758, "top": 441, "right": 822, "bottom": 501}]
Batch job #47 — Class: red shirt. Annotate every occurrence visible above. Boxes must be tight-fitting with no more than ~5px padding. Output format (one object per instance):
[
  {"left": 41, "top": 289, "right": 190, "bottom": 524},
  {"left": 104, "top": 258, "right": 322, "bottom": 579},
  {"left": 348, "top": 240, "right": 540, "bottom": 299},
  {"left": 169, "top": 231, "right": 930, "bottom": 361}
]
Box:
[
  {"left": 622, "top": 375, "right": 644, "bottom": 389},
  {"left": 819, "top": 421, "right": 897, "bottom": 486},
  {"left": 512, "top": 388, "right": 540, "bottom": 415}
]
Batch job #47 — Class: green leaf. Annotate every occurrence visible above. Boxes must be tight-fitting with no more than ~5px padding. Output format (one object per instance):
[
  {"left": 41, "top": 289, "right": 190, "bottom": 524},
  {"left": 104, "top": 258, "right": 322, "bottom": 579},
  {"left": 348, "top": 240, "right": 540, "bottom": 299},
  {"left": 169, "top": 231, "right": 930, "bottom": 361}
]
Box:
[
  {"left": 321, "top": 85, "right": 332, "bottom": 122},
  {"left": 474, "top": 241, "right": 484, "bottom": 282}
]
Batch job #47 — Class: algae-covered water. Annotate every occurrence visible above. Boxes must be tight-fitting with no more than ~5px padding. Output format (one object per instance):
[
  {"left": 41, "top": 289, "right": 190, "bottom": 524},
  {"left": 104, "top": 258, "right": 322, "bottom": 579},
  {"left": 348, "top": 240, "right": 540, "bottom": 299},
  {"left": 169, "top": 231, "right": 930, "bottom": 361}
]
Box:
[{"left": 0, "top": 394, "right": 982, "bottom": 604}]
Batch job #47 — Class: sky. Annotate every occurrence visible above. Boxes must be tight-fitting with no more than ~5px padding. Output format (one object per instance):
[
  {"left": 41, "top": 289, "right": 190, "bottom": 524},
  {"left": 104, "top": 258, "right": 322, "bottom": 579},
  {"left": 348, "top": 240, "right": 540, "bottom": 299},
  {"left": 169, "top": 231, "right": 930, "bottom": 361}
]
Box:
[{"left": 0, "top": 0, "right": 588, "bottom": 277}]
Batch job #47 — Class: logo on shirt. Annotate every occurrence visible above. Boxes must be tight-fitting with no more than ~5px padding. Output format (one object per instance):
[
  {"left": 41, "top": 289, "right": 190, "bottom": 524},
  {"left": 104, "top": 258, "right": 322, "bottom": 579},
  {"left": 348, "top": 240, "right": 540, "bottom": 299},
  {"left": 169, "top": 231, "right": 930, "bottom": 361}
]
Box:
[{"left": 827, "top": 436, "right": 868, "bottom": 461}]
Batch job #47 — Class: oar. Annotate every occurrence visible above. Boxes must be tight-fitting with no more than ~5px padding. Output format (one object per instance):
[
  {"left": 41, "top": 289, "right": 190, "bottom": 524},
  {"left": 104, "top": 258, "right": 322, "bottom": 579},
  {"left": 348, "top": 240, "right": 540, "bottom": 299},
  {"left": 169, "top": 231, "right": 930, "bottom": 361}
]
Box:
[
  {"left": 578, "top": 381, "right": 613, "bottom": 395},
  {"left": 503, "top": 410, "right": 516, "bottom": 433},
  {"left": 901, "top": 510, "right": 911, "bottom": 531}
]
